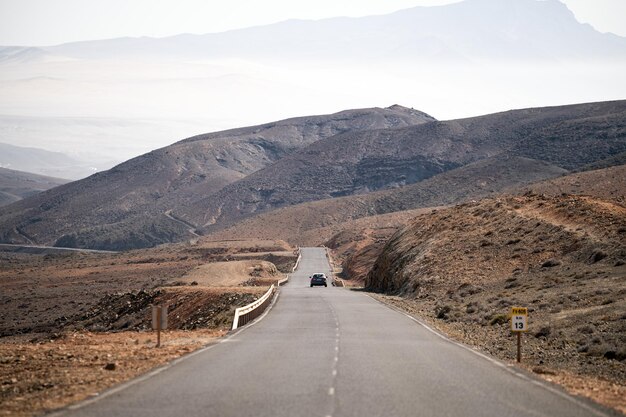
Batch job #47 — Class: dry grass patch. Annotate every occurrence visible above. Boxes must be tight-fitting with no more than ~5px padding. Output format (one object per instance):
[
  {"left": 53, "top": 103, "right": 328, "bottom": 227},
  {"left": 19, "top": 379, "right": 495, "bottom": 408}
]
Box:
[{"left": 0, "top": 330, "right": 224, "bottom": 417}]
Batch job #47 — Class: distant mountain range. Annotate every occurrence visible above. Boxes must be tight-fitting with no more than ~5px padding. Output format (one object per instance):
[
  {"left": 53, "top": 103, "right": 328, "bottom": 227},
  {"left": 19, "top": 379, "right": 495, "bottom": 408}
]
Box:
[
  {"left": 0, "top": 100, "right": 624, "bottom": 250},
  {"left": 0, "top": 0, "right": 625, "bottom": 251},
  {"left": 0, "top": 142, "right": 101, "bottom": 180},
  {"left": 4, "top": 0, "right": 624, "bottom": 64},
  {"left": 0, "top": 167, "right": 67, "bottom": 207}
]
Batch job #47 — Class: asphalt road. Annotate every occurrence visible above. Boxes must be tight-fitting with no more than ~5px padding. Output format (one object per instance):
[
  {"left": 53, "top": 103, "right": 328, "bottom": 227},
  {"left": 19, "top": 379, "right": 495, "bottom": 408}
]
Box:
[{"left": 56, "top": 247, "right": 612, "bottom": 417}]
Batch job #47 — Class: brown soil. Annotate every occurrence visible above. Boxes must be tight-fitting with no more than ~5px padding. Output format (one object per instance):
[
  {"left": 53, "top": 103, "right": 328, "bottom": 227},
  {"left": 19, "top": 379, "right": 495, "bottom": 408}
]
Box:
[
  {"left": 526, "top": 164, "right": 626, "bottom": 206},
  {"left": 324, "top": 208, "right": 439, "bottom": 283},
  {"left": 64, "top": 287, "right": 263, "bottom": 334},
  {"left": 177, "top": 260, "right": 281, "bottom": 287},
  {"left": 0, "top": 239, "right": 294, "bottom": 338},
  {"left": 0, "top": 330, "right": 224, "bottom": 417}
]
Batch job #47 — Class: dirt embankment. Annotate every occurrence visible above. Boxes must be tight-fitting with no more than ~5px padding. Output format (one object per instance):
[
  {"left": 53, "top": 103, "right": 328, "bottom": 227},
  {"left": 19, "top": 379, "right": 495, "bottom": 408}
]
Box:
[
  {"left": 324, "top": 208, "right": 439, "bottom": 284},
  {"left": 176, "top": 260, "right": 281, "bottom": 287},
  {"left": 357, "top": 194, "right": 626, "bottom": 413}
]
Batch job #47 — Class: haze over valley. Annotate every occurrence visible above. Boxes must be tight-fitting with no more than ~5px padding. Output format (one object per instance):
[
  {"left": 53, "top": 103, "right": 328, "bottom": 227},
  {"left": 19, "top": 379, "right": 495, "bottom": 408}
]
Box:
[{"left": 1, "top": 0, "right": 625, "bottom": 172}]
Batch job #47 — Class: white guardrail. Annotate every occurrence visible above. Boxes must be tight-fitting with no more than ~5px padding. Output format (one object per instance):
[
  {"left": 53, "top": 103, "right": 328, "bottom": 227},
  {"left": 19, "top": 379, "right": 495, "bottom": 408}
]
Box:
[
  {"left": 292, "top": 248, "right": 302, "bottom": 272},
  {"left": 276, "top": 247, "right": 301, "bottom": 287},
  {"left": 231, "top": 285, "right": 275, "bottom": 330},
  {"left": 231, "top": 247, "right": 302, "bottom": 330}
]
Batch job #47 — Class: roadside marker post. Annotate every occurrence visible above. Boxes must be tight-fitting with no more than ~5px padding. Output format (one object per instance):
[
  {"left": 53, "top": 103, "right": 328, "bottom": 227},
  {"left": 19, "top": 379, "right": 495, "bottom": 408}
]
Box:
[
  {"left": 152, "top": 304, "right": 168, "bottom": 348},
  {"left": 510, "top": 306, "right": 528, "bottom": 363}
]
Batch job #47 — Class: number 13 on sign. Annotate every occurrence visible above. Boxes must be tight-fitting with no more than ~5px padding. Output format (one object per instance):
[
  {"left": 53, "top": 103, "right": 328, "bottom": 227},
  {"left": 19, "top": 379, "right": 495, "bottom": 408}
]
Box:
[{"left": 511, "top": 307, "right": 528, "bottom": 332}]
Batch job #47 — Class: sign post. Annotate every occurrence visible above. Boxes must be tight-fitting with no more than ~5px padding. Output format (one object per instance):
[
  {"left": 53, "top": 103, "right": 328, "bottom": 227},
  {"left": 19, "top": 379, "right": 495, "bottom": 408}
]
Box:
[
  {"left": 510, "top": 306, "right": 528, "bottom": 363},
  {"left": 152, "top": 304, "right": 168, "bottom": 348}
]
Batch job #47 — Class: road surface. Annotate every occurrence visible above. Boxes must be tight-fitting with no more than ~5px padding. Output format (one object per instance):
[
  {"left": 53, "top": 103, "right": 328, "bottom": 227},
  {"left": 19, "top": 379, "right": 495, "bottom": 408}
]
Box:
[{"left": 56, "top": 247, "right": 611, "bottom": 417}]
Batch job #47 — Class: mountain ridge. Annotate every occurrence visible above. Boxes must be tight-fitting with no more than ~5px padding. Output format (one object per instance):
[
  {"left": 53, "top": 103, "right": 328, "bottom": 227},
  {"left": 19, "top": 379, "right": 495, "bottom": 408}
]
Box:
[
  {"left": 204, "top": 156, "right": 569, "bottom": 245},
  {"left": 185, "top": 100, "right": 626, "bottom": 232},
  {"left": 1, "top": 100, "right": 624, "bottom": 251},
  {"left": 0, "top": 106, "right": 432, "bottom": 250},
  {"left": 4, "top": 0, "right": 625, "bottom": 63},
  {"left": 0, "top": 167, "right": 68, "bottom": 207}
]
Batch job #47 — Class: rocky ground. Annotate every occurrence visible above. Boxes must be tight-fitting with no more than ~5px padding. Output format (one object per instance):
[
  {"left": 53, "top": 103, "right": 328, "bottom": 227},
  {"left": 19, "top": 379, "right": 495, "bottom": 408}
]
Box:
[
  {"left": 351, "top": 193, "right": 625, "bottom": 414},
  {"left": 0, "top": 238, "right": 295, "bottom": 416}
]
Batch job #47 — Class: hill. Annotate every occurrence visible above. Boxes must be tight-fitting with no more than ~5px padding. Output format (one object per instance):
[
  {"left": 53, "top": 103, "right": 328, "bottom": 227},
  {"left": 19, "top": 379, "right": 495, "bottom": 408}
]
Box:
[
  {"left": 363, "top": 192, "right": 626, "bottom": 404},
  {"left": 187, "top": 100, "right": 626, "bottom": 233},
  {"left": 0, "top": 168, "right": 68, "bottom": 207},
  {"left": 206, "top": 156, "right": 567, "bottom": 245},
  {"left": 0, "top": 142, "right": 97, "bottom": 180},
  {"left": 0, "top": 106, "right": 431, "bottom": 250},
  {"left": 1, "top": 100, "right": 624, "bottom": 251},
  {"left": 329, "top": 163, "right": 626, "bottom": 283},
  {"left": 526, "top": 163, "right": 626, "bottom": 204}
]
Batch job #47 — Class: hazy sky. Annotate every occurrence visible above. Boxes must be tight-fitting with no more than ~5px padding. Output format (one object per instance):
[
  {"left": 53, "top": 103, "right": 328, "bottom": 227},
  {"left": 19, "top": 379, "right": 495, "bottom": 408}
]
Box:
[{"left": 0, "top": 0, "right": 625, "bottom": 46}]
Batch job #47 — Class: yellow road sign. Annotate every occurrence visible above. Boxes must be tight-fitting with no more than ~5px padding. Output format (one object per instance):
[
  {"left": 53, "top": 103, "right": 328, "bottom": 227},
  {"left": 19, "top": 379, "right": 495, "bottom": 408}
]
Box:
[
  {"left": 511, "top": 307, "right": 527, "bottom": 316},
  {"left": 511, "top": 306, "right": 528, "bottom": 332}
]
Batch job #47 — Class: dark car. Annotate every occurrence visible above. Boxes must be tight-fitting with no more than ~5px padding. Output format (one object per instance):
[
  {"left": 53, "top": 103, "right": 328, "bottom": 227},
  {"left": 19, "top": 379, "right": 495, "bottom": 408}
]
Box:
[{"left": 310, "top": 273, "right": 327, "bottom": 287}]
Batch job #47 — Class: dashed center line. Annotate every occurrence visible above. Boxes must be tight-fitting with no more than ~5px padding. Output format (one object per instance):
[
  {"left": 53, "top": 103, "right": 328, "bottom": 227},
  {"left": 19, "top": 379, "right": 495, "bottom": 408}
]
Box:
[
  {"left": 326, "top": 302, "right": 341, "bottom": 417},
  {"left": 321, "top": 292, "right": 345, "bottom": 417}
]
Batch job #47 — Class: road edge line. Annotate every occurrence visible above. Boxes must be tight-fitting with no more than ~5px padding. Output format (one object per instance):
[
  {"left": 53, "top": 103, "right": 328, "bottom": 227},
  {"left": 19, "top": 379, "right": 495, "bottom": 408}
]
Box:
[{"left": 364, "top": 293, "right": 615, "bottom": 417}]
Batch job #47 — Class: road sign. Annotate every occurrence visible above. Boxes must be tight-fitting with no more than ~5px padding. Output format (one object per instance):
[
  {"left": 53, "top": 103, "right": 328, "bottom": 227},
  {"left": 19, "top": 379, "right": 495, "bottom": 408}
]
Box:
[
  {"left": 511, "top": 306, "right": 528, "bottom": 363},
  {"left": 152, "top": 305, "right": 168, "bottom": 330},
  {"left": 511, "top": 306, "right": 528, "bottom": 332},
  {"left": 152, "top": 305, "right": 168, "bottom": 348}
]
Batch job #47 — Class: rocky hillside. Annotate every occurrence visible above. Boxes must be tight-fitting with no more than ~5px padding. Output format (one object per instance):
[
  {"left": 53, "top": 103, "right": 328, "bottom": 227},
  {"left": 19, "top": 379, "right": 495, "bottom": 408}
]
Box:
[
  {"left": 189, "top": 100, "right": 626, "bottom": 233},
  {"left": 525, "top": 163, "right": 626, "bottom": 205},
  {"left": 0, "top": 106, "right": 431, "bottom": 250},
  {"left": 364, "top": 192, "right": 626, "bottom": 391},
  {"left": 333, "top": 163, "right": 626, "bottom": 284},
  {"left": 1, "top": 100, "right": 624, "bottom": 251},
  {"left": 206, "top": 156, "right": 566, "bottom": 245},
  {"left": 0, "top": 168, "right": 68, "bottom": 207}
]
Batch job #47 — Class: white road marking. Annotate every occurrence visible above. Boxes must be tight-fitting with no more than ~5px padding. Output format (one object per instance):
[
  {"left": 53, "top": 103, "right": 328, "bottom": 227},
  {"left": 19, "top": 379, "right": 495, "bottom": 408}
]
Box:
[{"left": 366, "top": 294, "right": 612, "bottom": 417}]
